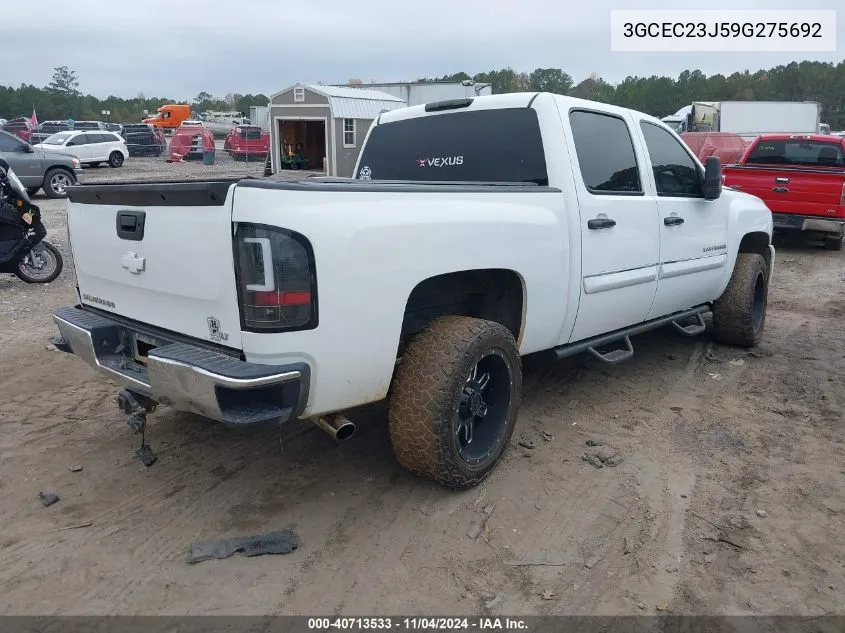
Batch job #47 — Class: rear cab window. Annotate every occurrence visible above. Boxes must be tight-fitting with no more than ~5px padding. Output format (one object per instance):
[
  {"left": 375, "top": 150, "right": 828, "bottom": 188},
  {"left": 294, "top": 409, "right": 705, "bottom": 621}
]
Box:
[
  {"left": 746, "top": 138, "right": 845, "bottom": 167},
  {"left": 355, "top": 108, "right": 548, "bottom": 185},
  {"left": 568, "top": 109, "right": 642, "bottom": 195}
]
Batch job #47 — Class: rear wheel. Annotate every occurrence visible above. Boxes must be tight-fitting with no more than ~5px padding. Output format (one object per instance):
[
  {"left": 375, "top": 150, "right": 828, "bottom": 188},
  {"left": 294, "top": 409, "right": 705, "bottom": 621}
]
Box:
[
  {"left": 43, "top": 168, "right": 75, "bottom": 199},
  {"left": 108, "top": 151, "right": 124, "bottom": 168},
  {"left": 15, "top": 242, "right": 63, "bottom": 284},
  {"left": 712, "top": 253, "right": 768, "bottom": 347},
  {"left": 388, "top": 316, "right": 522, "bottom": 489},
  {"left": 823, "top": 236, "right": 844, "bottom": 251}
]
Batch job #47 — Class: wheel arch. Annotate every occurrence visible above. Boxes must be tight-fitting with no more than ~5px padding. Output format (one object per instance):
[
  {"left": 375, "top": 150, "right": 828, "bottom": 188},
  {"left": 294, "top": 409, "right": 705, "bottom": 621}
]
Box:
[
  {"left": 398, "top": 268, "right": 526, "bottom": 351},
  {"left": 737, "top": 231, "right": 772, "bottom": 280}
]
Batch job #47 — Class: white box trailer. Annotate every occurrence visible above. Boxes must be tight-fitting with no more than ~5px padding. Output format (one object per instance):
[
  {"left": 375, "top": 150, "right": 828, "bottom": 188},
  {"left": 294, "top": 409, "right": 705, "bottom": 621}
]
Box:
[
  {"left": 248, "top": 105, "right": 270, "bottom": 130},
  {"left": 664, "top": 101, "right": 823, "bottom": 139},
  {"left": 717, "top": 101, "right": 820, "bottom": 138}
]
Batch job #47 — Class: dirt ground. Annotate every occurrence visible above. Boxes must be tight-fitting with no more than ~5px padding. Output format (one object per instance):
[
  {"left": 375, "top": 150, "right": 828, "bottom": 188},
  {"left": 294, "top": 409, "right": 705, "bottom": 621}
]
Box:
[{"left": 0, "top": 175, "right": 844, "bottom": 616}]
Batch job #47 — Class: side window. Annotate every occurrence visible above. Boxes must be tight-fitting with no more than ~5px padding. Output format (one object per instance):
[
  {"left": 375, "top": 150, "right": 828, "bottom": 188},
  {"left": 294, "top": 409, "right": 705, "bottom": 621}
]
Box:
[
  {"left": 0, "top": 133, "right": 22, "bottom": 152},
  {"left": 569, "top": 110, "right": 642, "bottom": 195},
  {"left": 75, "top": 135, "right": 91, "bottom": 145},
  {"left": 639, "top": 121, "right": 703, "bottom": 197}
]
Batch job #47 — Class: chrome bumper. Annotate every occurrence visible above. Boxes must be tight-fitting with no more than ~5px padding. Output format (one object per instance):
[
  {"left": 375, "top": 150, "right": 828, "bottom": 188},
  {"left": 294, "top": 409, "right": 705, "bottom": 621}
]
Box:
[
  {"left": 802, "top": 217, "right": 845, "bottom": 236},
  {"left": 52, "top": 306, "right": 309, "bottom": 425}
]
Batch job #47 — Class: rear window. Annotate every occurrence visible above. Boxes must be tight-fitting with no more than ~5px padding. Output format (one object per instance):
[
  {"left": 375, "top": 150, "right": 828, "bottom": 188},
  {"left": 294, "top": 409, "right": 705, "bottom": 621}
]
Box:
[
  {"left": 239, "top": 128, "right": 262, "bottom": 140},
  {"left": 746, "top": 139, "right": 845, "bottom": 167},
  {"left": 355, "top": 108, "right": 548, "bottom": 185},
  {"left": 2, "top": 122, "right": 27, "bottom": 131}
]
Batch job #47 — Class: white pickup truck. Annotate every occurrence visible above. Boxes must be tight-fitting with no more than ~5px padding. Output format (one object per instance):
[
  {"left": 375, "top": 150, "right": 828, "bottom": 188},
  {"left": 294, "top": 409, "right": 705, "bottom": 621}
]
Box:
[{"left": 53, "top": 92, "right": 774, "bottom": 489}]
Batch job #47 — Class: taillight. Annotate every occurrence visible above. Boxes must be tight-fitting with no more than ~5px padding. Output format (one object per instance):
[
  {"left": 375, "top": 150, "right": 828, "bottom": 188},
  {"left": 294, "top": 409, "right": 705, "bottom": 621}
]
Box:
[
  {"left": 234, "top": 223, "right": 317, "bottom": 331},
  {"left": 840, "top": 183, "right": 845, "bottom": 208}
]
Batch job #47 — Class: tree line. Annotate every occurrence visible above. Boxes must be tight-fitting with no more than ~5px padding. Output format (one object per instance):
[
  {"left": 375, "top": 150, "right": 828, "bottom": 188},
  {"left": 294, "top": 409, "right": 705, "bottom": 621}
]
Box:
[
  {"left": 4, "top": 60, "right": 845, "bottom": 128},
  {"left": 0, "top": 67, "right": 269, "bottom": 124},
  {"left": 426, "top": 59, "right": 845, "bottom": 128}
]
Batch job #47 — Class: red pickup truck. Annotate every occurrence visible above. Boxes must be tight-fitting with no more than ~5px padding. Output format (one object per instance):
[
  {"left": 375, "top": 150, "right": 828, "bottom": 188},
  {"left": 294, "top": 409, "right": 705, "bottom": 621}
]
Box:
[{"left": 723, "top": 134, "right": 845, "bottom": 250}]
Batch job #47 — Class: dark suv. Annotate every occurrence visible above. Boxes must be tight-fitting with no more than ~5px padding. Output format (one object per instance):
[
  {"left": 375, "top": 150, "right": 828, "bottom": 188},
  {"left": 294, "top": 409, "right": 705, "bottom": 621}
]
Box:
[
  {"left": 120, "top": 124, "right": 166, "bottom": 157},
  {"left": 29, "top": 121, "right": 71, "bottom": 145}
]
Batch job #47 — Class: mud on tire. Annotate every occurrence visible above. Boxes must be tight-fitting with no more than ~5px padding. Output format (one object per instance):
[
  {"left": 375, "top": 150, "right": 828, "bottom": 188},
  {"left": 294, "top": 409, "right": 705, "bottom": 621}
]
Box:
[
  {"left": 388, "top": 315, "right": 522, "bottom": 490},
  {"left": 712, "top": 253, "right": 769, "bottom": 348}
]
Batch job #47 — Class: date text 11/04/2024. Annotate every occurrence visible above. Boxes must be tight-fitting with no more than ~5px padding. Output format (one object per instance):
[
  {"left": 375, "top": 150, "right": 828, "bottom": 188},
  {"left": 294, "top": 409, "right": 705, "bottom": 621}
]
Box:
[
  {"left": 307, "top": 617, "right": 529, "bottom": 631},
  {"left": 622, "top": 21, "right": 822, "bottom": 38}
]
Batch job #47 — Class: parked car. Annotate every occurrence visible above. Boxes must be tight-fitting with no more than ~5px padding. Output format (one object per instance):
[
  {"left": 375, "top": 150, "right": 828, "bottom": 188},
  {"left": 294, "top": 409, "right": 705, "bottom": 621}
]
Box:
[
  {"left": 34, "top": 130, "right": 128, "bottom": 168},
  {"left": 72, "top": 121, "right": 108, "bottom": 131},
  {"left": 224, "top": 125, "right": 269, "bottom": 161},
  {"left": 120, "top": 124, "right": 166, "bottom": 157},
  {"left": 52, "top": 92, "right": 775, "bottom": 489},
  {"left": 104, "top": 123, "right": 122, "bottom": 133},
  {"left": 723, "top": 133, "right": 845, "bottom": 250},
  {"left": 168, "top": 124, "right": 214, "bottom": 161},
  {"left": 0, "top": 129, "right": 82, "bottom": 198},
  {"left": 1, "top": 119, "right": 34, "bottom": 142},
  {"left": 29, "top": 121, "right": 71, "bottom": 145}
]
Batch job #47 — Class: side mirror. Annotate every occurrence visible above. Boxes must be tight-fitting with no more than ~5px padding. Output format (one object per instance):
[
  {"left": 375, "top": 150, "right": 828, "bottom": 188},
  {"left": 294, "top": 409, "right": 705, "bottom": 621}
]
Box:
[{"left": 703, "top": 156, "right": 722, "bottom": 200}]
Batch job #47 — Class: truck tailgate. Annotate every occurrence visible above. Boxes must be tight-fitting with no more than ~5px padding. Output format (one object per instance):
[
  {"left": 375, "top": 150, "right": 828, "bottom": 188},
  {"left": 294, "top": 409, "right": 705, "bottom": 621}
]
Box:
[
  {"left": 66, "top": 181, "right": 242, "bottom": 349},
  {"left": 724, "top": 165, "right": 845, "bottom": 219}
]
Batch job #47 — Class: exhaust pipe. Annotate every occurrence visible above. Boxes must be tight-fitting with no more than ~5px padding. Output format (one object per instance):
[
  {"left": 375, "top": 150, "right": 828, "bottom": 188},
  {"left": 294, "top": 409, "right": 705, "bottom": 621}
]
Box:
[{"left": 312, "top": 413, "right": 357, "bottom": 441}]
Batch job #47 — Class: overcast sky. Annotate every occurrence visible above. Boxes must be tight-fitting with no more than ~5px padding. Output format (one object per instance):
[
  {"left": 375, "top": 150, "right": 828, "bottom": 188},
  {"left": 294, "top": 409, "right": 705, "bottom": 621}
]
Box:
[{"left": 3, "top": 0, "right": 843, "bottom": 99}]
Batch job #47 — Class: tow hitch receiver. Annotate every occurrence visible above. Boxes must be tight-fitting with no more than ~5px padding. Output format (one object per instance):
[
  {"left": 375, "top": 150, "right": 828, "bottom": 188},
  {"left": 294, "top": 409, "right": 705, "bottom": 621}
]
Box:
[{"left": 117, "top": 389, "right": 159, "bottom": 467}]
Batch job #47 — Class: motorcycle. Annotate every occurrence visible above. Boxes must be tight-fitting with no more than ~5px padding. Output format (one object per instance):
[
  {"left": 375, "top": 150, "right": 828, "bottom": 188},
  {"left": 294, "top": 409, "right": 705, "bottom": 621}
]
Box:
[{"left": 0, "top": 159, "right": 63, "bottom": 283}]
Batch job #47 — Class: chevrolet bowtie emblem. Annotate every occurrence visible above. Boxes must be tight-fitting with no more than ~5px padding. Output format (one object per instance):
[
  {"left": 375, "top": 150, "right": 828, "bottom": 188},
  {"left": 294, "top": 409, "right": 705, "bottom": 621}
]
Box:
[{"left": 121, "top": 252, "right": 146, "bottom": 274}]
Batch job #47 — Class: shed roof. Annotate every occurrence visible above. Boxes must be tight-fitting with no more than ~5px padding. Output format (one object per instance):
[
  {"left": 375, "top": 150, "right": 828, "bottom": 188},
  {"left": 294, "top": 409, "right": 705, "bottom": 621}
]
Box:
[{"left": 273, "top": 83, "right": 407, "bottom": 120}]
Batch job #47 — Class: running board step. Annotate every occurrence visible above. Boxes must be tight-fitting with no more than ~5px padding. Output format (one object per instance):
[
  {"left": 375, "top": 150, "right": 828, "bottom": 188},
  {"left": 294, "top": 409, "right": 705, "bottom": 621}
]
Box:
[
  {"left": 671, "top": 312, "right": 707, "bottom": 337},
  {"left": 552, "top": 305, "right": 711, "bottom": 363},
  {"left": 587, "top": 336, "right": 634, "bottom": 364}
]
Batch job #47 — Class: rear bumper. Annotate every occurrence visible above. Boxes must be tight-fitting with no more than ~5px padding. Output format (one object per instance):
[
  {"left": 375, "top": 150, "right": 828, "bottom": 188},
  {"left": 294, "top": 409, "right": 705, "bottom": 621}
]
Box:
[
  {"left": 52, "top": 305, "right": 309, "bottom": 426},
  {"left": 772, "top": 213, "right": 845, "bottom": 237}
]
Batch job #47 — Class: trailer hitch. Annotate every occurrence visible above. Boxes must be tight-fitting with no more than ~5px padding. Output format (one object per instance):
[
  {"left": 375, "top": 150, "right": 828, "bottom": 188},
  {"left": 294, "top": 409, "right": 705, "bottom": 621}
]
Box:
[{"left": 117, "top": 389, "right": 159, "bottom": 467}]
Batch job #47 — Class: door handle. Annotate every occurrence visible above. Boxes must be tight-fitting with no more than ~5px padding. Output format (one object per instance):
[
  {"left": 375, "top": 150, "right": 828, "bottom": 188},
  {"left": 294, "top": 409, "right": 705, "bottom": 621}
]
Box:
[
  {"left": 664, "top": 216, "right": 685, "bottom": 226},
  {"left": 587, "top": 217, "right": 616, "bottom": 230},
  {"left": 772, "top": 187, "right": 789, "bottom": 193},
  {"left": 775, "top": 177, "right": 789, "bottom": 184}
]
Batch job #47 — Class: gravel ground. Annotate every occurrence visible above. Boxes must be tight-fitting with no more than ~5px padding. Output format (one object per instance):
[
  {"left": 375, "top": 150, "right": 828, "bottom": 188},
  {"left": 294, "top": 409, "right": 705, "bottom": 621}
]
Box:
[{"left": 0, "top": 180, "right": 844, "bottom": 616}]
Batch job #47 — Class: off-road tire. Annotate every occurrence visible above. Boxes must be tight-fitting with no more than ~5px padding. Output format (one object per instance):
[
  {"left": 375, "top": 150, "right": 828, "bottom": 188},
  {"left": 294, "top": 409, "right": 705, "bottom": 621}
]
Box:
[
  {"left": 108, "top": 152, "right": 124, "bottom": 168},
  {"left": 388, "top": 315, "right": 522, "bottom": 490},
  {"left": 712, "top": 253, "right": 768, "bottom": 347},
  {"left": 823, "top": 236, "right": 844, "bottom": 251},
  {"left": 42, "top": 168, "right": 75, "bottom": 199}
]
